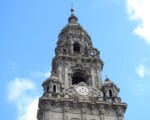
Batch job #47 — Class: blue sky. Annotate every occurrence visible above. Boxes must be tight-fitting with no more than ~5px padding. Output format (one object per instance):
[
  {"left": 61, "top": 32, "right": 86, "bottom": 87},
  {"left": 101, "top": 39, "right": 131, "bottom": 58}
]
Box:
[{"left": 1, "top": 0, "right": 150, "bottom": 120}]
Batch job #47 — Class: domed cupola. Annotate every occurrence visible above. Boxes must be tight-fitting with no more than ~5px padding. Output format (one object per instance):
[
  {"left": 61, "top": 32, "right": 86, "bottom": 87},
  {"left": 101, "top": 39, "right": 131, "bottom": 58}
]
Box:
[
  {"left": 42, "top": 74, "right": 61, "bottom": 98},
  {"left": 56, "top": 8, "right": 93, "bottom": 56},
  {"left": 68, "top": 8, "right": 78, "bottom": 23},
  {"left": 101, "top": 77, "right": 121, "bottom": 103},
  {"left": 52, "top": 8, "right": 104, "bottom": 90}
]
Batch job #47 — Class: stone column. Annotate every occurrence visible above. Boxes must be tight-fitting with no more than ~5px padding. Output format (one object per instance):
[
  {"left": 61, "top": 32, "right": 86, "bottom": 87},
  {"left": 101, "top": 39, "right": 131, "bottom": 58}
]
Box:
[
  {"left": 71, "top": 41, "right": 74, "bottom": 54},
  {"left": 118, "top": 116, "right": 124, "bottom": 120},
  {"left": 68, "top": 73, "right": 72, "bottom": 86},
  {"left": 97, "top": 68, "right": 102, "bottom": 88},
  {"left": 42, "top": 111, "right": 45, "bottom": 120},
  {"left": 116, "top": 106, "right": 124, "bottom": 120},
  {"left": 91, "top": 68, "right": 95, "bottom": 88},
  {"left": 99, "top": 105, "right": 105, "bottom": 120},
  {"left": 99, "top": 111, "right": 104, "bottom": 120},
  {"left": 58, "top": 66, "right": 62, "bottom": 82},
  {"left": 63, "top": 111, "right": 68, "bottom": 120},
  {"left": 81, "top": 110, "right": 87, "bottom": 120},
  {"left": 63, "top": 104, "right": 69, "bottom": 120},
  {"left": 65, "top": 66, "right": 69, "bottom": 88},
  {"left": 44, "top": 111, "right": 48, "bottom": 120}
]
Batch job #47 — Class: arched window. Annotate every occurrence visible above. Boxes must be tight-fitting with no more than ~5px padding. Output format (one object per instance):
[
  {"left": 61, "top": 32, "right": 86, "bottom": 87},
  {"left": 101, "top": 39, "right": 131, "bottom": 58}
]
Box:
[
  {"left": 103, "top": 92, "right": 106, "bottom": 97},
  {"left": 109, "top": 90, "right": 112, "bottom": 97},
  {"left": 63, "top": 49, "right": 66, "bottom": 53},
  {"left": 73, "top": 42, "right": 80, "bottom": 52},
  {"left": 46, "top": 86, "right": 49, "bottom": 92},
  {"left": 63, "top": 48, "right": 67, "bottom": 54},
  {"left": 72, "top": 72, "right": 88, "bottom": 85},
  {"left": 53, "top": 85, "right": 56, "bottom": 93}
]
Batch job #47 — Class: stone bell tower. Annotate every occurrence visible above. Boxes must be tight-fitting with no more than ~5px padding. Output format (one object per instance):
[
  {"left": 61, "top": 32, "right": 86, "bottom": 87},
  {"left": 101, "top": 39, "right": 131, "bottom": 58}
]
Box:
[{"left": 37, "top": 9, "right": 127, "bottom": 120}]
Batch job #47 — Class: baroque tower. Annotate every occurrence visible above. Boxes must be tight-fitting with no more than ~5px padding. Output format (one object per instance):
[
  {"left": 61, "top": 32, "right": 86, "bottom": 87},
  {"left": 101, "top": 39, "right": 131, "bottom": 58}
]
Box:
[{"left": 37, "top": 9, "right": 127, "bottom": 120}]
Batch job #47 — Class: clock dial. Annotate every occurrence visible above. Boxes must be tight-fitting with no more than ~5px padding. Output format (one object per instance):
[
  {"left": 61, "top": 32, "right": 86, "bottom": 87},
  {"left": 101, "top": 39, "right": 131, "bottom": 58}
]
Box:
[{"left": 76, "top": 86, "right": 89, "bottom": 96}]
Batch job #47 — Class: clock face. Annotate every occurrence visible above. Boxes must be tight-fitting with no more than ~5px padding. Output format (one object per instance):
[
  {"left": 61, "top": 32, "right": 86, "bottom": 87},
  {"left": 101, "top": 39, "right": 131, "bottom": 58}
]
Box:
[{"left": 75, "top": 86, "right": 89, "bottom": 96}]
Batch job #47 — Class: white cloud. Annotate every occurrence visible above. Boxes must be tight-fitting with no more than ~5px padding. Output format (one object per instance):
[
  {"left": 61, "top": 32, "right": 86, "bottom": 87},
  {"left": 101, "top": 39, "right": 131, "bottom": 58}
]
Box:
[
  {"left": 30, "top": 71, "right": 50, "bottom": 78},
  {"left": 126, "top": 0, "right": 150, "bottom": 44},
  {"left": 136, "top": 65, "right": 150, "bottom": 77},
  {"left": 17, "top": 99, "right": 38, "bottom": 120},
  {"left": 136, "top": 65, "right": 145, "bottom": 77},
  {"left": 7, "top": 78, "right": 35, "bottom": 101},
  {"left": 7, "top": 78, "right": 39, "bottom": 120}
]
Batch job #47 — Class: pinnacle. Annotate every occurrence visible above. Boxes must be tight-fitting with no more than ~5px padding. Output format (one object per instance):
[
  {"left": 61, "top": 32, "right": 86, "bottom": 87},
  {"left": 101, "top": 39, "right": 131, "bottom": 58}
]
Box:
[{"left": 68, "top": 8, "right": 78, "bottom": 23}]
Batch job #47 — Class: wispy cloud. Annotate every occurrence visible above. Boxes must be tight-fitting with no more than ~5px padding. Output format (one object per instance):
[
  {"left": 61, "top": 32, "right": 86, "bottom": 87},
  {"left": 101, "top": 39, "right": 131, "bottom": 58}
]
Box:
[
  {"left": 136, "top": 65, "right": 150, "bottom": 78},
  {"left": 8, "top": 78, "right": 35, "bottom": 101},
  {"left": 126, "top": 0, "right": 150, "bottom": 44},
  {"left": 136, "top": 65, "right": 145, "bottom": 78},
  {"left": 30, "top": 71, "right": 50, "bottom": 78},
  {"left": 7, "top": 78, "right": 39, "bottom": 120},
  {"left": 17, "top": 99, "right": 38, "bottom": 120}
]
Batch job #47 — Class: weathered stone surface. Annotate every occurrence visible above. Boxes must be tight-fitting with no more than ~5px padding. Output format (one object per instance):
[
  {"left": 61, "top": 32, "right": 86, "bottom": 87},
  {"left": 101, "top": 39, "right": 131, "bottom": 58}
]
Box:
[{"left": 37, "top": 9, "right": 127, "bottom": 120}]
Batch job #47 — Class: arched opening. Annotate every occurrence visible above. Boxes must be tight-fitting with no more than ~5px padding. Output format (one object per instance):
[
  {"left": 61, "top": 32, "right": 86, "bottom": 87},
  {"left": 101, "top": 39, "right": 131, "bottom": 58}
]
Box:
[
  {"left": 72, "top": 72, "right": 88, "bottom": 85},
  {"left": 52, "top": 85, "right": 57, "bottom": 97},
  {"left": 46, "top": 86, "right": 49, "bottom": 92},
  {"left": 109, "top": 90, "right": 112, "bottom": 97},
  {"left": 63, "top": 49, "right": 66, "bottom": 53},
  {"left": 53, "top": 85, "right": 56, "bottom": 93},
  {"left": 103, "top": 92, "right": 106, "bottom": 97},
  {"left": 73, "top": 42, "right": 80, "bottom": 52}
]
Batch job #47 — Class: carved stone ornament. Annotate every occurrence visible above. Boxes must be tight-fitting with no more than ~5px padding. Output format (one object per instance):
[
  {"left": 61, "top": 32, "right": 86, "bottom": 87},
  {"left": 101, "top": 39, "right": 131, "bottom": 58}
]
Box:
[
  {"left": 105, "top": 106, "right": 115, "bottom": 115},
  {"left": 61, "top": 82, "right": 104, "bottom": 103},
  {"left": 116, "top": 106, "right": 124, "bottom": 116},
  {"left": 99, "top": 105, "right": 105, "bottom": 112}
]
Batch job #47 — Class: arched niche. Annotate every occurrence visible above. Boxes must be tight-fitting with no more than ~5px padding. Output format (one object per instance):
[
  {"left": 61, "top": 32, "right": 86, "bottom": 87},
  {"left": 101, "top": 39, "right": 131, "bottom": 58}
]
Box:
[
  {"left": 55, "top": 46, "right": 69, "bottom": 55},
  {"left": 73, "top": 42, "right": 80, "bottom": 53},
  {"left": 109, "top": 89, "right": 113, "bottom": 97},
  {"left": 72, "top": 70, "right": 89, "bottom": 85}
]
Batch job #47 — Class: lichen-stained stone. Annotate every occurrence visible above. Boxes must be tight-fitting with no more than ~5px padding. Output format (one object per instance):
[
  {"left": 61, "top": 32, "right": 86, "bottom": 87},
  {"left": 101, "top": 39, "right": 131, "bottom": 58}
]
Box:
[{"left": 37, "top": 8, "right": 127, "bottom": 120}]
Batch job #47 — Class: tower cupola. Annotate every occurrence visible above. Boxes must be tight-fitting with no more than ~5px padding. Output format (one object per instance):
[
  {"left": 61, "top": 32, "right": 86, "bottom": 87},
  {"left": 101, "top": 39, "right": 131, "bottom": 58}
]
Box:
[
  {"left": 68, "top": 8, "right": 78, "bottom": 23},
  {"left": 101, "top": 77, "right": 121, "bottom": 103}
]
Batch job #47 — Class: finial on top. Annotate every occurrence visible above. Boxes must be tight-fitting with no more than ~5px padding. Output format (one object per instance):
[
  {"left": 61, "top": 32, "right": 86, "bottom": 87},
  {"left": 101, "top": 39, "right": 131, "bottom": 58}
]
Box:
[
  {"left": 68, "top": 4, "right": 78, "bottom": 23},
  {"left": 106, "top": 75, "right": 108, "bottom": 78},
  {"left": 71, "top": 3, "right": 74, "bottom": 14},
  {"left": 105, "top": 75, "right": 110, "bottom": 81}
]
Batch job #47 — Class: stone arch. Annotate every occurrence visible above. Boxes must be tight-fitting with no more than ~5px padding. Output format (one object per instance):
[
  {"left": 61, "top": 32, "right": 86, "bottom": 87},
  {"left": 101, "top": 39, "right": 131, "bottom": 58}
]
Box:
[
  {"left": 72, "top": 70, "right": 89, "bottom": 85},
  {"left": 109, "top": 89, "right": 113, "bottom": 97},
  {"left": 73, "top": 42, "right": 80, "bottom": 53},
  {"left": 55, "top": 46, "right": 70, "bottom": 55}
]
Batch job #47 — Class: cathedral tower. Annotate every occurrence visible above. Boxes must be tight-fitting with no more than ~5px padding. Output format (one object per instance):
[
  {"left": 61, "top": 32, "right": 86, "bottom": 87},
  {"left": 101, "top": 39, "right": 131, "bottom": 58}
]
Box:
[{"left": 37, "top": 9, "right": 127, "bottom": 120}]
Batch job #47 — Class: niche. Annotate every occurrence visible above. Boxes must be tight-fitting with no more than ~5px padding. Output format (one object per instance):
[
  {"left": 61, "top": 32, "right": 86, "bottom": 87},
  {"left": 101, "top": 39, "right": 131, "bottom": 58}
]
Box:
[
  {"left": 109, "top": 90, "right": 113, "bottom": 97},
  {"left": 72, "top": 71, "right": 88, "bottom": 85},
  {"left": 53, "top": 85, "right": 56, "bottom": 93},
  {"left": 73, "top": 42, "right": 80, "bottom": 52},
  {"left": 46, "top": 86, "right": 49, "bottom": 92}
]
